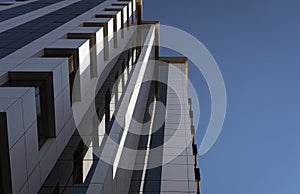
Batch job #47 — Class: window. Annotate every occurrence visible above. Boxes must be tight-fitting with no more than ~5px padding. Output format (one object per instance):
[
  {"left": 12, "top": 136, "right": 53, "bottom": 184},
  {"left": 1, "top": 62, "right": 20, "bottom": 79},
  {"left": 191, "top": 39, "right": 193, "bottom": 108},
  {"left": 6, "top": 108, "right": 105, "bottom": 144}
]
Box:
[
  {"left": 68, "top": 56, "right": 75, "bottom": 92},
  {"left": 73, "top": 141, "right": 84, "bottom": 184},
  {"left": 66, "top": 55, "right": 83, "bottom": 102},
  {"left": 105, "top": 89, "right": 113, "bottom": 134},
  {"left": 43, "top": 53, "right": 78, "bottom": 103},
  {"left": 105, "top": 89, "right": 111, "bottom": 122},
  {"left": 114, "top": 72, "right": 119, "bottom": 104},
  {"left": 0, "top": 113, "right": 12, "bottom": 194},
  {"left": 34, "top": 85, "right": 47, "bottom": 148},
  {"left": 5, "top": 73, "right": 55, "bottom": 149},
  {"left": 31, "top": 81, "right": 49, "bottom": 149},
  {"left": 121, "top": 62, "right": 126, "bottom": 89},
  {"left": 122, "top": 61, "right": 125, "bottom": 72}
]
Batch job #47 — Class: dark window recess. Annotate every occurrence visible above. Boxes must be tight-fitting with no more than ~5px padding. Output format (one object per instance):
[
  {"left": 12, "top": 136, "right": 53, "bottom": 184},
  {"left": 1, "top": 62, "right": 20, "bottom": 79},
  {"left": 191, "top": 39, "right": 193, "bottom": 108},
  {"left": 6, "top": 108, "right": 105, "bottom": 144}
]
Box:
[
  {"left": 189, "top": 110, "right": 193, "bottom": 118},
  {"left": 68, "top": 56, "right": 76, "bottom": 100},
  {"left": 0, "top": 0, "right": 61, "bottom": 22},
  {"left": 121, "top": 62, "right": 126, "bottom": 88},
  {"left": 105, "top": 89, "right": 111, "bottom": 122},
  {"left": 0, "top": 113, "right": 12, "bottom": 194},
  {"left": 127, "top": 58, "right": 130, "bottom": 69},
  {"left": 10, "top": 81, "right": 49, "bottom": 149},
  {"left": 194, "top": 168, "right": 201, "bottom": 182},
  {"left": 34, "top": 85, "right": 48, "bottom": 148},
  {"left": 52, "top": 184, "right": 59, "bottom": 194},
  {"left": 192, "top": 144, "right": 198, "bottom": 155},
  {"left": 0, "top": 2, "right": 13, "bottom": 6},
  {"left": 122, "top": 62, "right": 125, "bottom": 72},
  {"left": 105, "top": 89, "right": 114, "bottom": 134},
  {"left": 0, "top": 0, "right": 106, "bottom": 59},
  {"left": 73, "top": 141, "right": 85, "bottom": 184},
  {"left": 133, "top": 47, "right": 142, "bottom": 64},
  {"left": 114, "top": 72, "right": 119, "bottom": 105},
  {"left": 191, "top": 125, "right": 195, "bottom": 135},
  {"left": 43, "top": 55, "right": 77, "bottom": 103},
  {"left": 114, "top": 72, "right": 119, "bottom": 82},
  {"left": 6, "top": 72, "right": 56, "bottom": 149}
]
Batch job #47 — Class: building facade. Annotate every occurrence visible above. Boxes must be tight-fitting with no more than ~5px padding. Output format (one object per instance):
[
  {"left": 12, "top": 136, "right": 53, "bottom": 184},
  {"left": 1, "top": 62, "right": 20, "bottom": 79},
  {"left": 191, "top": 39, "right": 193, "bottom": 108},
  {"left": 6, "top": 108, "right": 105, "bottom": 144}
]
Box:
[{"left": 0, "top": 0, "right": 200, "bottom": 193}]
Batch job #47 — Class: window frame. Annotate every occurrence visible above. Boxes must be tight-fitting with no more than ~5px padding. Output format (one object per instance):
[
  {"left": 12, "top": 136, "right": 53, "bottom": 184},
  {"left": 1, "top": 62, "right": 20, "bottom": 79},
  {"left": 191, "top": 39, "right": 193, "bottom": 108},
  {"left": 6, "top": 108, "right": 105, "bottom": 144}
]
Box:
[{"left": 7, "top": 72, "right": 56, "bottom": 149}]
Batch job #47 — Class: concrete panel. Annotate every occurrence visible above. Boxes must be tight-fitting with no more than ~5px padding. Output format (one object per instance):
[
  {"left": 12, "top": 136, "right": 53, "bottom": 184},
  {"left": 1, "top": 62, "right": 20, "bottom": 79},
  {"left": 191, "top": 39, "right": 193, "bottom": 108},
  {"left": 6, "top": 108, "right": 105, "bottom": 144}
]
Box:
[
  {"left": 28, "top": 165, "right": 41, "bottom": 194},
  {"left": 105, "top": 5, "right": 128, "bottom": 28},
  {"left": 24, "top": 122, "right": 39, "bottom": 176},
  {"left": 0, "top": 97, "right": 24, "bottom": 149},
  {"left": 9, "top": 136, "right": 27, "bottom": 194}
]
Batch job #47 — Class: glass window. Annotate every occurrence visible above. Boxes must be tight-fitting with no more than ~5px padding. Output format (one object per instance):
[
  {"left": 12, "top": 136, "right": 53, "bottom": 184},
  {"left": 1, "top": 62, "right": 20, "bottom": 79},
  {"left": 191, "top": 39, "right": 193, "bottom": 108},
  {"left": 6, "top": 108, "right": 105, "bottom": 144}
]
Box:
[
  {"left": 105, "top": 90, "right": 110, "bottom": 122},
  {"left": 114, "top": 72, "right": 119, "bottom": 104},
  {"left": 35, "top": 85, "right": 47, "bottom": 148},
  {"left": 73, "top": 141, "right": 84, "bottom": 184},
  {"left": 68, "top": 56, "right": 75, "bottom": 102}
]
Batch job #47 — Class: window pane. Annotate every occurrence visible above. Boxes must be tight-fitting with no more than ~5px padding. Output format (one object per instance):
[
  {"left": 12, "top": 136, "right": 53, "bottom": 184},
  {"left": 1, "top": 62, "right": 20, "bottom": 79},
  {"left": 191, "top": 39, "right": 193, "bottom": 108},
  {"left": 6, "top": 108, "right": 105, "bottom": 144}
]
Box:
[{"left": 35, "top": 85, "right": 46, "bottom": 148}]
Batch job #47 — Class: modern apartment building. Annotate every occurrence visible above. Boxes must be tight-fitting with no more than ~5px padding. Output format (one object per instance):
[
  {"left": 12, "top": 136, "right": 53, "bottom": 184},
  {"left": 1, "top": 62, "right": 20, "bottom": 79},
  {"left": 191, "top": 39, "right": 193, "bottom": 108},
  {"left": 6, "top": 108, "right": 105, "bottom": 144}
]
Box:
[{"left": 0, "top": 0, "right": 200, "bottom": 193}]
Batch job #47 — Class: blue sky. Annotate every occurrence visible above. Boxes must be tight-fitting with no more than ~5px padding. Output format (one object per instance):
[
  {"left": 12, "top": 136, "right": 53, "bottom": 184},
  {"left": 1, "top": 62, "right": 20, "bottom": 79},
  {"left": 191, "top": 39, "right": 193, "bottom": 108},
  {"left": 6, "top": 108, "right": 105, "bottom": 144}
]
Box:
[
  {"left": 0, "top": 0, "right": 299, "bottom": 193},
  {"left": 144, "top": 0, "right": 300, "bottom": 193}
]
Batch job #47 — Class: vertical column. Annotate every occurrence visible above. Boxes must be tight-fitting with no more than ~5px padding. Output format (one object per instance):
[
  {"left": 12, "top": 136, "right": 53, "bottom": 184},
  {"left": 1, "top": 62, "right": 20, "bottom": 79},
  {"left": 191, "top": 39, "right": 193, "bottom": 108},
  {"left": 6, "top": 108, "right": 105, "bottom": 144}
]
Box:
[
  {"left": 44, "top": 39, "right": 91, "bottom": 102},
  {"left": 95, "top": 11, "right": 122, "bottom": 48},
  {"left": 84, "top": 18, "right": 114, "bottom": 61},
  {"left": 67, "top": 27, "right": 104, "bottom": 78}
]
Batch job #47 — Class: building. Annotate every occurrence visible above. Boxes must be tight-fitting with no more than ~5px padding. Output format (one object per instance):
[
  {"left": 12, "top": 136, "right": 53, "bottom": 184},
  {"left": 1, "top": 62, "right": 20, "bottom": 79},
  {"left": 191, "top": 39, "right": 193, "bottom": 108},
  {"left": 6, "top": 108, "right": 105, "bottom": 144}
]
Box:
[{"left": 0, "top": 0, "right": 200, "bottom": 193}]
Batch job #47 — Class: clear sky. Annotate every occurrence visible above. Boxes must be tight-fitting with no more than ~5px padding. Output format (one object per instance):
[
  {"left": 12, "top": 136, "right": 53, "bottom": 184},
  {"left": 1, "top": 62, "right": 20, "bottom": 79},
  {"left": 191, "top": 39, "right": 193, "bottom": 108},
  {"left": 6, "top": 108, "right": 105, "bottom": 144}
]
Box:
[
  {"left": 144, "top": 0, "right": 300, "bottom": 193},
  {"left": 0, "top": 0, "right": 299, "bottom": 193}
]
